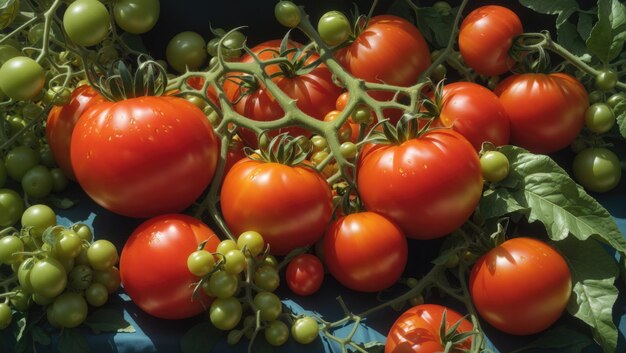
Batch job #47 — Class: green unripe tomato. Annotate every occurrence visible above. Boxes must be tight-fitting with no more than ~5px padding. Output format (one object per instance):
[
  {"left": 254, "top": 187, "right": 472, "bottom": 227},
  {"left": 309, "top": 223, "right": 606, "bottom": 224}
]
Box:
[
  {"left": 480, "top": 150, "right": 510, "bottom": 182},
  {"left": 595, "top": 69, "right": 618, "bottom": 91},
  {"left": 0, "top": 189, "right": 24, "bottom": 228},
  {"left": 0, "top": 57, "right": 45, "bottom": 101},
  {"left": 21, "top": 165, "right": 54, "bottom": 199},
  {"left": 29, "top": 257, "right": 67, "bottom": 298},
  {"left": 275, "top": 1, "right": 301, "bottom": 28},
  {"left": 237, "top": 230, "right": 265, "bottom": 257},
  {"left": 209, "top": 297, "right": 242, "bottom": 330},
  {"left": 573, "top": 147, "right": 621, "bottom": 193},
  {"left": 317, "top": 11, "right": 351, "bottom": 46},
  {"left": 585, "top": 103, "right": 615, "bottom": 134},
  {"left": 265, "top": 320, "right": 289, "bottom": 346},
  {"left": 5, "top": 145, "right": 40, "bottom": 182},
  {"left": 51, "top": 292, "right": 88, "bottom": 328},
  {"left": 166, "top": 31, "right": 207, "bottom": 73},
  {"left": 113, "top": 0, "right": 160, "bottom": 34},
  {"left": 291, "top": 316, "right": 319, "bottom": 344},
  {"left": 63, "top": 0, "right": 110, "bottom": 47},
  {"left": 88, "top": 239, "right": 119, "bottom": 270},
  {"left": 187, "top": 250, "right": 216, "bottom": 277},
  {"left": 21, "top": 204, "right": 56, "bottom": 237}
]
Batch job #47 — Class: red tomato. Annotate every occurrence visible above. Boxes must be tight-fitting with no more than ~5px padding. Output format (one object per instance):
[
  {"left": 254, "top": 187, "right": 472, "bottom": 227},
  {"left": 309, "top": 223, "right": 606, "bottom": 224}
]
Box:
[
  {"left": 286, "top": 254, "right": 324, "bottom": 296},
  {"left": 494, "top": 73, "right": 588, "bottom": 154},
  {"left": 436, "top": 82, "right": 510, "bottom": 151},
  {"left": 185, "top": 76, "right": 219, "bottom": 106},
  {"left": 71, "top": 96, "right": 218, "bottom": 218},
  {"left": 335, "top": 16, "right": 430, "bottom": 121},
  {"left": 335, "top": 15, "right": 431, "bottom": 92},
  {"left": 323, "top": 211, "right": 407, "bottom": 292},
  {"left": 224, "top": 40, "right": 342, "bottom": 148},
  {"left": 459, "top": 5, "right": 523, "bottom": 76},
  {"left": 46, "top": 85, "right": 107, "bottom": 180},
  {"left": 385, "top": 304, "right": 474, "bottom": 353},
  {"left": 470, "top": 237, "right": 572, "bottom": 335},
  {"left": 357, "top": 130, "right": 483, "bottom": 240},
  {"left": 119, "top": 214, "right": 221, "bottom": 319},
  {"left": 220, "top": 158, "right": 333, "bottom": 256}
]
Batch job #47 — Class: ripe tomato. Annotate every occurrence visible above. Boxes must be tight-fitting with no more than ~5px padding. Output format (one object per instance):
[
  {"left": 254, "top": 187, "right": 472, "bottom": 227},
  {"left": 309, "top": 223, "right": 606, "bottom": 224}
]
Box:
[
  {"left": 357, "top": 129, "right": 483, "bottom": 240},
  {"left": 470, "top": 237, "right": 572, "bottom": 335},
  {"left": 335, "top": 15, "right": 431, "bottom": 93},
  {"left": 119, "top": 214, "right": 221, "bottom": 319},
  {"left": 286, "top": 254, "right": 324, "bottom": 296},
  {"left": 224, "top": 40, "right": 342, "bottom": 148},
  {"left": 385, "top": 304, "right": 474, "bottom": 353},
  {"left": 220, "top": 158, "right": 333, "bottom": 256},
  {"left": 435, "top": 82, "right": 510, "bottom": 151},
  {"left": 71, "top": 96, "right": 218, "bottom": 218},
  {"left": 323, "top": 211, "right": 407, "bottom": 292},
  {"left": 46, "top": 84, "right": 107, "bottom": 180},
  {"left": 459, "top": 5, "right": 523, "bottom": 76},
  {"left": 495, "top": 73, "right": 588, "bottom": 154}
]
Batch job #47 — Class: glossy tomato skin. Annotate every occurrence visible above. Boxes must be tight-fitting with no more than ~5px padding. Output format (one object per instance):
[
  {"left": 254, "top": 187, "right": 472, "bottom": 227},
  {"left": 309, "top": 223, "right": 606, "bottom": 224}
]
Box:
[
  {"left": 357, "top": 130, "right": 483, "bottom": 239},
  {"left": 494, "top": 73, "right": 588, "bottom": 154},
  {"left": 286, "top": 254, "right": 324, "bottom": 296},
  {"left": 220, "top": 158, "right": 333, "bottom": 256},
  {"left": 459, "top": 5, "right": 523, "bottom": 76},
  {"left": 120, "top": 214, "right": 221, "bottom": 319},
  {"left": 46, "top": 85, "right": 107, "bottom": 180},
  {"left": 335, "top": 15, "right": 431, "bottom": 90},
  {"left": 470, "top": 237, "right": 572, "bottom": 335},
  {"left": 224, "top": 40, "right": 342, "bottom": 148},
  {"left": 385, "top": 304, "right": 474, "bottom": 353},
  {"left": 323, "top": 212, "right": 408, "bottom": 292},
  {"left": 437, "top": 82, "right": 510, "bottom": 151},
  {"left": 71, "top": 96, "right": 218, "bottom": 218}
]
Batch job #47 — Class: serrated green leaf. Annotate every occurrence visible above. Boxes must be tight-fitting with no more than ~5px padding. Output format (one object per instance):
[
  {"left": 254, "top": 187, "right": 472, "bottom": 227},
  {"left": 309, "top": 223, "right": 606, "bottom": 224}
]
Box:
[
  {"left": 510, "top": 325, "right": 593, "bottom": 353},
  {"left": 180, "top": 322, "right": 222, "bottom": 353},
  {"left": 559, "top": 20, "right": 593, "bottom": 61},
  {"left": 555, "top": 237, "right": 619, "bottom": 353},
  {"left": 30, "top": 326, "right": 50, "bottom": 346},
  {"left": 578, "top": 12, "right": 594, "bottom": 40},
  {"left": 84, "top": 309, "right": 135, "bottom": 334},
  {"left": 586, "top": 0, "right": 626, "bottom": 62},
  {"left": 58, "top": 329, "right": 90, "bottom": 353},
  {"left": 610, "top": 0, "right": 626, "bottom": 32},
  {"left": 520, "top": 0, "right": 579, "bottom": 15},
  {"left": 482, "top": 146, "right": 626, "bottom": 254}
]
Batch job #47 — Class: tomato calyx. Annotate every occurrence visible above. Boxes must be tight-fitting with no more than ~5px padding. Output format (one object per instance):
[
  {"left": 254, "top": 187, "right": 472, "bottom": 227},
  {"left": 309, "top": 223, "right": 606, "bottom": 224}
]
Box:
[
  {"left": 248, "top": 133, "right": 310, "bottom": 167},
  {"left": 368, "top": 113, "right": 432, "bottom": 145},
  {"left": 438, "top": 310, "right": 478, "bottom": 352},
  {"left": 87, "top": 58, "right": 168, "bottom": 101}
]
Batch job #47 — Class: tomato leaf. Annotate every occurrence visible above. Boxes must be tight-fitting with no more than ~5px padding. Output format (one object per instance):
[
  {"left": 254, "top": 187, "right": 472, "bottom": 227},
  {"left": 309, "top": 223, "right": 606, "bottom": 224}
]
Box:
[
  {"left": 58, "top": 328, "right": 90, "bottom": 353},
  {"left": 586, "top": 0, "right": 626, "bottom": 63},
  {"left": 578, "top": 12, "right": 595, "bottom": 41},
  {"left": 84, "top": 309, "right": 135, "bottom": 334},
  {"left": 558, "top": 19, "right": 593, "bottom": 62},
  {"left": 414, "top": 7, "right": 458, "bottom": 48},
  {"left": 553, "top": 237, "right": 619, "bottom": 353},
  {"left": 509, "top": 325, "right": 594, "bottom": 353},
  {"left": 520, "top": 0, "right": 579, "bottom": 28},
  {"left": 479, "top": 146, "right": 626, "bottom": 254},
  {"left": 180, "top": 321, "right": 222, "bottom": 353}
]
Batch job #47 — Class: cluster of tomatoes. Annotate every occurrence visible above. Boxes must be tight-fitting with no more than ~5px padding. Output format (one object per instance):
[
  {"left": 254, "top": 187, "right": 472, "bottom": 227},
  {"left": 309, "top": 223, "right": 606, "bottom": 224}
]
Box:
[
  {"left": 0, "top": 0, "right": 624, "bottom": 352},
  {"left": 0, "top": 204, "right": 120, "bottom": 330}
]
